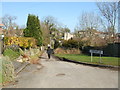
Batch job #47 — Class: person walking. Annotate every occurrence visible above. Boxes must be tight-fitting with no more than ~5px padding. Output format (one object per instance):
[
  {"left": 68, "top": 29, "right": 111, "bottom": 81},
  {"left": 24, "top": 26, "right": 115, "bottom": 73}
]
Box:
[{"left": 46, "top": 46, "right": 54, "bottom": 59}]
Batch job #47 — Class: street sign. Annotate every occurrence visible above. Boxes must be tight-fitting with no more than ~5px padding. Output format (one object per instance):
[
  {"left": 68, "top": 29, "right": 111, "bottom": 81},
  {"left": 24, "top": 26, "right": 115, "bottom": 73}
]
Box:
[
  {"left": 89, "top": 50, "right": 103, "bottom": 54},
  {"left": 89, "top": 49, "right": 103, "bottom": 63}
]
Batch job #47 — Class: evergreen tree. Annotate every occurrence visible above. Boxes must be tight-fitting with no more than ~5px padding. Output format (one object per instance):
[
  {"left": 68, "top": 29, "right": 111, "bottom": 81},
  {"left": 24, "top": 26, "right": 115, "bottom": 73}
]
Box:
[{"left": 24, "top": 14, "right": 42, "bottom": 46}]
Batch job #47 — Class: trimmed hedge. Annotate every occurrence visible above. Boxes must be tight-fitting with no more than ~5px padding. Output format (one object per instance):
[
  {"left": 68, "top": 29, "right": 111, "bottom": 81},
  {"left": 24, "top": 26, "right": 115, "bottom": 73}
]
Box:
[
  {"left": 82, "top": 43, "right": 120, "bottom": 57},
  {"left": 103, "top": 43, "right": 119, "bottom": 57}
]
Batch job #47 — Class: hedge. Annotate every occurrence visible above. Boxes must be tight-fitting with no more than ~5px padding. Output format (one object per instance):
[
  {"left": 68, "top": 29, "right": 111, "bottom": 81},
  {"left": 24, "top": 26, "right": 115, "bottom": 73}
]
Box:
[
  {"left": 62, "top": 39, "right": 83, "bottom": 49},
  {"left": 4, "top": 37, "right": 36, "bottom": 48},
  {"left": 82, "top": 43, "right": 120, "bottom": 57}
]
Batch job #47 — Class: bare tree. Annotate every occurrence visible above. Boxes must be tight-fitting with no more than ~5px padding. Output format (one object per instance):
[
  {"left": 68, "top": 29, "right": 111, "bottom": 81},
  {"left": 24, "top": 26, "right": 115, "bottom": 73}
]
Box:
[
  {"left": 2, "top": 15, "right": 17, "bottom": 30},
  {"left": 118, "top": 1, "right": 120, "bottom": 33},
  {"left": 40, "top": 22, "right": 50, "bottom": 46},
  {"left": 77, "top": 12, "right": 103, "bottom": 31},
  {"left": 97, "top": 2, "right": 118, "bottom": 34},
  {"left": 74, "top": 11, "right": 104, "bottom": 40},
  {"left": 43, "top": 16, "right": 58, "bottom": 30}
]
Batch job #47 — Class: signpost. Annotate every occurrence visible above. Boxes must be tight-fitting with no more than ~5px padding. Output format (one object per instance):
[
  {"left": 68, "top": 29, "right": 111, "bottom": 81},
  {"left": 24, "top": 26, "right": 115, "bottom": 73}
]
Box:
[{"left": 89, "top": 49, "right": 103, "bottom": 63}]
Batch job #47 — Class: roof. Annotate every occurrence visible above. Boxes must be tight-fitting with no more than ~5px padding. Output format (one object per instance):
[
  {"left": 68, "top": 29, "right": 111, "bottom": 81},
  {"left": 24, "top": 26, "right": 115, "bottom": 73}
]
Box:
[{"left": 0, "top": 24, "right": 4, "bottom": 26}]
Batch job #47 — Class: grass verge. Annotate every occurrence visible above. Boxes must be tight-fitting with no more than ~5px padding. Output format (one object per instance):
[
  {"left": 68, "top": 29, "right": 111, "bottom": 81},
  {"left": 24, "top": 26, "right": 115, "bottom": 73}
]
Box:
[{"left": 55, "top": 54, "right": 119, "bottom": 66}]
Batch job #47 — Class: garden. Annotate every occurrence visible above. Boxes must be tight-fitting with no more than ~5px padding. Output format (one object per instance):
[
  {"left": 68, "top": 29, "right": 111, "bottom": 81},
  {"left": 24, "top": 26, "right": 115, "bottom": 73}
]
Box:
[
  {"left": 0, "top": 14, "right": 44, "bottom": 86},
  {"left": 54, "top": 39, "right": 119, "bottom": 67},
  {"left": 0, "top": 36, "right": 43, "bottom": 86}
]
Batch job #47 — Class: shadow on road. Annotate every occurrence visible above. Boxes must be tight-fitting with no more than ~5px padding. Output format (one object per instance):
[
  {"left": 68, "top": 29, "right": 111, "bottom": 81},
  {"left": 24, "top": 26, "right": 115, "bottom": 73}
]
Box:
[{"left": 39, "top": 56, "right": 48, "bottom": 59}]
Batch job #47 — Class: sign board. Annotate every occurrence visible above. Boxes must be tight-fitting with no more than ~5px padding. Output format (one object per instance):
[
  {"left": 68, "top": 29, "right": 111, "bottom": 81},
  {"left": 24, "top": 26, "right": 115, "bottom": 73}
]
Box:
[
  {"left": 89, "top": 50, "right": 103, "bottom": 54},
  {"left": 89, "top": 49, "right": 103, "bottom": 63}
]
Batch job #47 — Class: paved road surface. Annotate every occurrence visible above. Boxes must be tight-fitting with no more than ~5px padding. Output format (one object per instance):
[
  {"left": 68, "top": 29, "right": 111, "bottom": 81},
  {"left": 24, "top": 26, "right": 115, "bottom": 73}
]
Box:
[{"left": 4, "top": 52, "right": 118, "bottom": 88}]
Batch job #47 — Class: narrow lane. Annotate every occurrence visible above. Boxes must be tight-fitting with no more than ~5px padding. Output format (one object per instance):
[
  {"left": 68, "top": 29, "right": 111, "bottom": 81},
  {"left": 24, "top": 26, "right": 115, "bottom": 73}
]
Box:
[{"left": 4, "top": 52, "right": 118, "bottom": 88}]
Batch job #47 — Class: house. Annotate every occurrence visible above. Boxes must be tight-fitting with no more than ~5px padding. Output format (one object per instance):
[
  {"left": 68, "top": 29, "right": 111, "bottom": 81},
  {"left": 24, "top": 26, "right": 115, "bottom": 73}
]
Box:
[
  {"left": 94, "top": 32, "right": 109, "bottom": 39},
  {"left": 77, "top": 30, "right": 110, "bottom": 39},
  {"left": 64, "top": 32, "right": 74, "bottom": 40},
  {"left": 77, "top": 30, "right": 98, "bottom": 38},
  {"left": 114, "top": 33, "right": 120, "bottom": 43}
]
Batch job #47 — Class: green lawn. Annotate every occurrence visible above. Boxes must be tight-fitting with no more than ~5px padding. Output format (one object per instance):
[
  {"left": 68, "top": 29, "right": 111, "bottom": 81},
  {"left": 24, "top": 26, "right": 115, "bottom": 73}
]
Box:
[{"left": 55, "top": 54, "right": 119, "bottom": 66}]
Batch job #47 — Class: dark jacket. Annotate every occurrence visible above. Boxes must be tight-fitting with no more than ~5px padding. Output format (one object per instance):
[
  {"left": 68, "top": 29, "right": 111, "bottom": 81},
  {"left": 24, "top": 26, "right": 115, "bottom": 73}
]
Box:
[{"left": 47, "top": 47, "right": 54, "bottom": 54}]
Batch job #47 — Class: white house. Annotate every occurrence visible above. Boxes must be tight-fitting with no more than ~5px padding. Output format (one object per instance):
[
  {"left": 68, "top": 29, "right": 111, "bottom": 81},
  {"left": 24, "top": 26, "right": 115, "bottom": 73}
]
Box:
[{"left": 64, "top": 32, "right": 74, "bottom": 40}]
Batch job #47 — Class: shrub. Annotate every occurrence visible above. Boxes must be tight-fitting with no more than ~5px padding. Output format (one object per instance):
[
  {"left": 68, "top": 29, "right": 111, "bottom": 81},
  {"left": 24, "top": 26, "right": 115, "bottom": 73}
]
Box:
[
  {"left": 3, "top": 48, "right": 20, "bottom": 60},
  {"left": 54, "top": 40, "right": 60, "bottom": 49},
  {"left": 62, "top": 39, "right": 83, "bottom": 49},
  {"left": 0, "top": 56, "right": 14, "bottom": 85},
  {"left": 4, "top": 37, "right": 36, "bottom": 49},
  {"left": 81, "top": 43, "right": 120, "bottom": 57},
  {"left": 54, "top": 48, "right": 81, "bottom": 54},
  {"left": 82, "top": 46, "right": 94, "bottom": 55}
]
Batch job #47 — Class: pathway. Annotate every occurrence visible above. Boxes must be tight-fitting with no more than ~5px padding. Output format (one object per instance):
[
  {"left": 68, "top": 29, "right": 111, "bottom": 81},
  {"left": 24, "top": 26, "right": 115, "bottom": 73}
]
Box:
[{"left": 4, "top": 52, "right": 118, "bottom": 88}]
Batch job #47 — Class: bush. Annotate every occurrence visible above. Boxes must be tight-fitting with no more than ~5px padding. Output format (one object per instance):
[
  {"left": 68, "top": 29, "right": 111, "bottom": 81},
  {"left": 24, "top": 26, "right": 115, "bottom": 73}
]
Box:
[
  {"left": 82, "top": 46, "right": 94, "bottom": 55},
  {"left": 4, "top": 37, "right": 37, "bottom": 49},
  {"left": 54, "top": 40, "right": 60, "bottom": 49},
  {"left": 82, "top": 43, "right": 120, "bottom": 57},
  {"left": 54, "top": 48, "right": 81, "bottom": 54},
  {"left": 3, "top": 48, "right": 20, "bottom": 60},
  {"left": 103, "top": 43, "right": 120, "bottom": 57},
  {"left": 62, "top": 39, "right": 83, "bottom": 49},
  {"left": 0, "top": 56, "right": 14, "bottom": 85}
]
